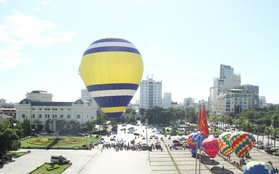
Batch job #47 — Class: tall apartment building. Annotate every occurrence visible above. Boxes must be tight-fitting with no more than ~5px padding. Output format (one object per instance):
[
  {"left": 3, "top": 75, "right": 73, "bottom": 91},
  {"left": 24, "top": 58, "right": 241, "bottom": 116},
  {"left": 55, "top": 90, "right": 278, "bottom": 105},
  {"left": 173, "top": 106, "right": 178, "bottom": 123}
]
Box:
[
  {"left": 140, "top": 76, "right": 162, "bottom": 109},
  {"left": 162, "top": 93, "right": 172, "bottom": 109},
  {"left": 220, "top": 64, "right": 234, "bottom": 78},
  {"left": 183, "top": 97, "right": 195, "bottom": 108},
  {"left": 0, "top": 98, "right": 6, "bottom": 107},
  {"left": 211, "top": 74, "right": 241, "bottom": 112},
  {"left": 242, "top": 85, "right": 259, "bottom": 109},
  {"left": 215, "top": 88, "right": 252, "bottom": 115},
  {"left": 210, "top": 64, "right": 241, "bottom": 112},
  {"left": 259, "top": 96, "right": 266, "bottom": 108},
  {"left": 16, "top": 90, "right": 98, "bottom": 130}
]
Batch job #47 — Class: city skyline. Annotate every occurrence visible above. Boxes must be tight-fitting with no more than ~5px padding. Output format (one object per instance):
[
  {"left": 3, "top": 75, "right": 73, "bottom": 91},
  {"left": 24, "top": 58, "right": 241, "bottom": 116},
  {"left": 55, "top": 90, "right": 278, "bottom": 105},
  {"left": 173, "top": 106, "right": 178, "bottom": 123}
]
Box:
[{"left": 1, "top": 0, "right": 279, "bottom": 104}]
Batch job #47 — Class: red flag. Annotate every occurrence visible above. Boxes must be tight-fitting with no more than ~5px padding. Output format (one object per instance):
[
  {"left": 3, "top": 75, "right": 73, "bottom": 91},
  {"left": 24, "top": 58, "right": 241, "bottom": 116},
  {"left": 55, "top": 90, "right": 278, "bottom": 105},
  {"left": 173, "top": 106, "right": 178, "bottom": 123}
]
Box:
[
  {"left": 198, "top": 104, "right": 202, "bottom": 131},
  {"left": 200, "top": 104, "right": 209, "bottom": 138}
]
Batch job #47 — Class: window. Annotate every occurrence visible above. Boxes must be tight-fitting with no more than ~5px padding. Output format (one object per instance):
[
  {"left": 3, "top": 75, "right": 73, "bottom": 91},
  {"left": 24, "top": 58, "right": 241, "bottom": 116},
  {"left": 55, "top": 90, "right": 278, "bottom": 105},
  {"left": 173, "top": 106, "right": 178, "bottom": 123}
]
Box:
[
  {"left": 77, "top": 115, "right": 81, "bottom": 119},
  {"left": 32, "top": 114, "right": 35, "bottom": 118},
  {"left": 39, "top": 114, "right": 42, "bottom": 118},
  {"left": 22, "top": 114, "right": 25, "bottom": 118},
  {"left": 67, "top": 115, "right": 70, "bottom": 119}
]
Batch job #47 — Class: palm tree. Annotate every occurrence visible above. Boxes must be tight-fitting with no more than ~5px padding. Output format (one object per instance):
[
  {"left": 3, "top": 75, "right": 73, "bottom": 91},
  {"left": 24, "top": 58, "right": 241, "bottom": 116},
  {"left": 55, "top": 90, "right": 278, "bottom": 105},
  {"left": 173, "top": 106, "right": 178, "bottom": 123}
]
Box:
[
  {"left": 253, "top": 124, "right": 260, "bottom": 142},
  {"left": 265, "top": 127, "right": 272, "bottom": 146},
  {"left": 272, "top": 128, "right": 279, "bottom": 147}
]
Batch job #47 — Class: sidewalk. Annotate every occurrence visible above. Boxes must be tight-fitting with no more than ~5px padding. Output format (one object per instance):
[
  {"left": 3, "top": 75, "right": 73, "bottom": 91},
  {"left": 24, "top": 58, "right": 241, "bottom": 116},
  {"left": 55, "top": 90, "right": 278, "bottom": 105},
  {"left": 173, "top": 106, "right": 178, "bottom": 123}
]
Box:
[{"left": 149, "top": 137, "right": 243, "bottom": 174}]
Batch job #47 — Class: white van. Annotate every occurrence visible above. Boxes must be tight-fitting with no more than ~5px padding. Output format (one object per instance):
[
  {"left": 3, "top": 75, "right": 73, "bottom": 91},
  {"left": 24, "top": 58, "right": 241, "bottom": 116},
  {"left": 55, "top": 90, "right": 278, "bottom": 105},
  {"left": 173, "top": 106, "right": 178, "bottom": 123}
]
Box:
[{"left": 50, "top": 154, "right": 70, "bottom": 164}]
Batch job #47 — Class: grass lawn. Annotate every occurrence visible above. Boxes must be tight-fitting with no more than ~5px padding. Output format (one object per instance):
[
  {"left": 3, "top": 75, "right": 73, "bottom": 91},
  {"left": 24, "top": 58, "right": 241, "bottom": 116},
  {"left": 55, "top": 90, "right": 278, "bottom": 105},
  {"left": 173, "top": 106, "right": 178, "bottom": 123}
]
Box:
[
  {"left": 21, "top": 136, "right": 99, "bottom": 149},
  {"left": 28, "top": 163, "right": 71, "bottom": 174},
  {"left": 7, "top": 151, "right": 30, "bottom": 158}
]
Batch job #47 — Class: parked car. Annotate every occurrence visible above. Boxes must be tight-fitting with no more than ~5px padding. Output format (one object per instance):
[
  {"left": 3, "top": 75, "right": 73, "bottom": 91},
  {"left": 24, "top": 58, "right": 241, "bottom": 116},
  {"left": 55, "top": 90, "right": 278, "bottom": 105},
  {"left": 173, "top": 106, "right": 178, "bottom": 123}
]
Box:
[{"left": 50, "top": 154, "right": 70, "bottom": 164}]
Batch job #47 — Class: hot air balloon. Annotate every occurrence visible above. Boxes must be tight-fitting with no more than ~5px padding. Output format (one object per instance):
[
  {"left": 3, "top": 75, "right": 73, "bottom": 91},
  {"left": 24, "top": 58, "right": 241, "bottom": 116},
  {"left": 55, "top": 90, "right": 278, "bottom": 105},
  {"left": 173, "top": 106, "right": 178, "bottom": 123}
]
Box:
[
  {"left": 218, "top": 132, "right": 233, "bottom": 156},
  {"left": 187, "top": 133, "right": 196, "bottom": 150},
  {"left": 244, "top": 161, "right": 274, "bottom": 174},
  {"left": 79, "top": 38, "right": 143, "bottom": 117},
  {"left": 192, "top": 132, "right": 204, "bottom": 149},
  {"left": 230, "top": 131, "right": 254, "bottom": 158},
  {"left": 202, "top": 137, "right": 220, "bottom": 158}
]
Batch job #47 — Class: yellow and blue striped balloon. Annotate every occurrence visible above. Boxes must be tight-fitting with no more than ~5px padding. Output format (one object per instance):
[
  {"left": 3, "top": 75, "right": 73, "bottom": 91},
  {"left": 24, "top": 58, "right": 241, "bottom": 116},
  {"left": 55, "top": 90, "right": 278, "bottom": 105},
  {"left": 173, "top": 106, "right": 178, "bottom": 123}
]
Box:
[{"left": 79, "top": 38, "right": 143, "bottom": 117}]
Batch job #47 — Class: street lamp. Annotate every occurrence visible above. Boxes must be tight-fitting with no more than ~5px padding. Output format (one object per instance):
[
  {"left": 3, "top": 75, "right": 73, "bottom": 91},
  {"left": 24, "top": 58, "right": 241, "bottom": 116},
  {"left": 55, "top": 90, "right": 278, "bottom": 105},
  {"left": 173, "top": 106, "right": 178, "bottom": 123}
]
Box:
[{"left": 145, "top": 119, "right": 148, "bottom": 145}]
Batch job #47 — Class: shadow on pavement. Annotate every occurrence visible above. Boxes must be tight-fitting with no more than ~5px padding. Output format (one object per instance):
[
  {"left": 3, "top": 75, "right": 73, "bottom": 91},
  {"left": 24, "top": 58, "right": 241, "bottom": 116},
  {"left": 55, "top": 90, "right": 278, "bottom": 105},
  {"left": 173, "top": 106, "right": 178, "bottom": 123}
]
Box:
[
  {"left": 200, "top": 154, "right": 220, "bottom": 165},
  {"left": 46, "top": 138, "right": 59, "bottom": 149},
  {"left": 210, "top": 166, "right": 234, "bottom": 174}
]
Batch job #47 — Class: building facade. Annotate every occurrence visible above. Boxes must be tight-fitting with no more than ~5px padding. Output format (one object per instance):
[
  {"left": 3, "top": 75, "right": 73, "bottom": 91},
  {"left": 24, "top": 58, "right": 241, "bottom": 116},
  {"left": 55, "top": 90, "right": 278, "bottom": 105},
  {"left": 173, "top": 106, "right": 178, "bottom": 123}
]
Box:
[
  {"left": 215, "top": 88, "right": 252, "bottom": 115},
  {"left": 210, "top": 64, "right": 241, "bottom": 112},
  {"left": 220, "top": 64, "right": 234, "bottom": 78},
  {"left": 183, "top": 97, "right": 195, "bottom": 108},
  {"left": 0, "top": 108, "right": 16, "bottom": 119},
  {"left": 16, "top": 90, "right": 98, "bottom": 129},
  {"left": 211, "top": 74, "right": 241, "bottom": 112},
  {"left": 259, "top": 96, "right": 267, "bottom": 108},
  {"left": 162, "top": 93, "right": 172, "bottom": 109},
  {"left": 140, "top": 76, "right": 162, "bottom": 109},
  {"left": 242, "top": 84, "right": 259, "bottom": 109}
]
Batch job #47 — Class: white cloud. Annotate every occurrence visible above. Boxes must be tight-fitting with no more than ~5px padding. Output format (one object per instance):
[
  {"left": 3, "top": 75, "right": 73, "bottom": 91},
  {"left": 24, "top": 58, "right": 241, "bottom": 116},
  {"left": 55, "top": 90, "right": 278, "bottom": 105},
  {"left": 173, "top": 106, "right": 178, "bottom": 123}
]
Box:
[
  {"left": 4, "top": 12, "right": 76, "bottom": 45},
  {"left": 0, "top": 12, "right": 75, "bottom": 69},
  {"left": 32, "top": 7, "right": 41, "bottom": 12},
  {"left": 41, "top": 1, "right": 48, "bottom": 5},
  {"left": 0, "top": 0, "right": 7, "bottom": 3},
  {"left": 0, "top": 46, "right": 33, "bottom": 69}
]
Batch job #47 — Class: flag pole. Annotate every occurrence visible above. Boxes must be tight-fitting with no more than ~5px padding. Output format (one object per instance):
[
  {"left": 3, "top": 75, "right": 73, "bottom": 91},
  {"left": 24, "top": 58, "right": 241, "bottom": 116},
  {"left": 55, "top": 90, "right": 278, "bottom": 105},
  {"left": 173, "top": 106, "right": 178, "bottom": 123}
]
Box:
[
  {"left": 195, "top": 145, "right": 198, "bottom": 174},
  {"left": 195, "top": 101, "right": 201, "bottom": 174},
  {"left": 199, "top": 101, "right": 204, "bottom": 174}
]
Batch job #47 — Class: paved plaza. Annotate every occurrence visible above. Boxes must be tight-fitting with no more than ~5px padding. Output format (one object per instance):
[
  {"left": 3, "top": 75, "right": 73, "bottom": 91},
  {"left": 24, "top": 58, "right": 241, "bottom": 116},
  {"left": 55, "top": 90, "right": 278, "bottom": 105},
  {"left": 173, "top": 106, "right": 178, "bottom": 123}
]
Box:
[{"left": 1, "top": 125, "right": 279, "bottom": 174}]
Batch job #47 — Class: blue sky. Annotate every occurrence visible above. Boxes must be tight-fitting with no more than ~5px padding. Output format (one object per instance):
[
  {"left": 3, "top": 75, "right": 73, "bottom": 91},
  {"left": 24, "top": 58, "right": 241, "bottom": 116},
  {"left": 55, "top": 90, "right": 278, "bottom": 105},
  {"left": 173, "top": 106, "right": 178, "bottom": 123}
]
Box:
[{"left": 0, "top": 0, "right": 279, "bottom": 104}]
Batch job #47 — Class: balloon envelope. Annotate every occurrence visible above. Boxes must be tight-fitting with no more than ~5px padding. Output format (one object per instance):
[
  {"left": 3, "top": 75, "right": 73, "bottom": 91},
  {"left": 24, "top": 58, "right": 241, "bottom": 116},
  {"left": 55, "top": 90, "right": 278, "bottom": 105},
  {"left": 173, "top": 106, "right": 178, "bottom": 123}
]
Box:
[
  {"left": 202, "top": 137, "right": 219, "bottom": 158},
  {"left": 79, "top": 38, "right": 143, "bottom": 117},
  {"left": 187, "top": 133, "right": 196, "bottom": 150},
  {"left": 192, "top": 132, "right": 204, "bottom": 149},
  {"left": 218, "top": 132, "right": 233, "bottom": 156},
  {"left": 244, "top": 161, "right": 274, "bottom": 174},
  {"left": 230, "top": 131, "right": 254, "bottom": 158}
]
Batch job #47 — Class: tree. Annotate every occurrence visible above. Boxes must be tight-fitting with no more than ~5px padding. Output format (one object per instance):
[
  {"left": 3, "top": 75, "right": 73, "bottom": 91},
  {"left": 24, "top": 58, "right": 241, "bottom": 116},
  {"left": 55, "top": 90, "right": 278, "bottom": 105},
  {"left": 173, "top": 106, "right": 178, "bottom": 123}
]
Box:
[
  {"left": 22, "top": 118, "right": 32, "bottom": 137},
  {"left": 272, "top": 114, "right": 279, "bottom": 128},
  {"left": 272, "top": 128, "right": 279, "bottom": 147},
  {"left": 0, "top": 121, "right": 21, "bottom": 154},
  {"left": 32, "top": 119, "right": 43, "bottom": 133},
  {"left": 184, "top": 107, "right": 197, "bottom": 124},
  {"left": 252, "top": 124, "right": 260, "bottom": 142},
  {"left": 265, "top": 127, "right": 272, "bottom": 145},
  {"left": 139, "top": 108, "right": 146, "bottom": 118}
]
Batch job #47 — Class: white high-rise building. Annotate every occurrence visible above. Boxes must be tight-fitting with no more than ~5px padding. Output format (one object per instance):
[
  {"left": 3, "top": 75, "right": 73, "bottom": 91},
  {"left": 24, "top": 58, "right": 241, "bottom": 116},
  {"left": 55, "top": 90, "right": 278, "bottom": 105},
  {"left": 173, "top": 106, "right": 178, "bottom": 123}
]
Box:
[
  {"left": 220, "top": 64, "right": 234, "bottom": 78},
  {"left": 140, "top": 76, "right": 162, "bottom": 109},
  {"left": 210, "top": 65, "right": 241, "bottom": 112},
  {"left": 0, "top": 99, "right": 6, "bottom": 107},
  {"left": 259, "top": 96, "right": 267, "bottom": 108},
  {"left": 183, "top": 97, "right": 195, "bottom": 108},
  {"left": 162, "top": 93, "right": 172, "bottom": 109},
  {"left": 215, "top": 88, "right": 252, "bottom": 115}
]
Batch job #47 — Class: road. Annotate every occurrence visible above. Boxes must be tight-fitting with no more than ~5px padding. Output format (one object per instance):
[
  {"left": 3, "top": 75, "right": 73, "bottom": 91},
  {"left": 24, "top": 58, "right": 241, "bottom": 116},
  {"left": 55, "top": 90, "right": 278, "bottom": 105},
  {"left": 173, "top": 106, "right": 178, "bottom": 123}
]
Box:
[
  {"left": 1, "top": 123, "right": 153, "bottom": 174},
  {"left": 0, "top": 149, "right": 99, "bottom": 174}
]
